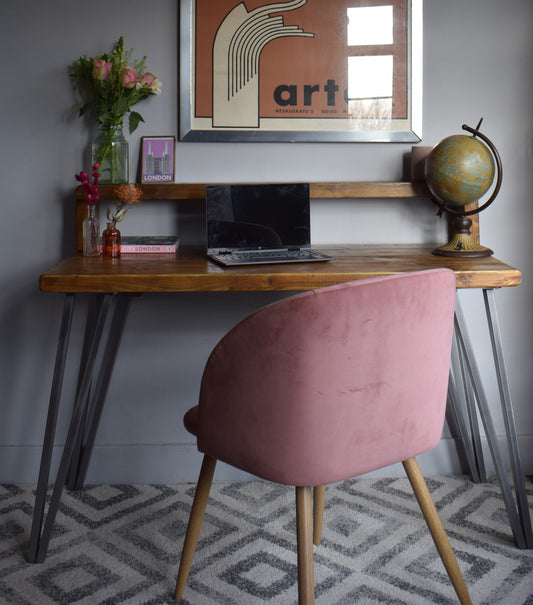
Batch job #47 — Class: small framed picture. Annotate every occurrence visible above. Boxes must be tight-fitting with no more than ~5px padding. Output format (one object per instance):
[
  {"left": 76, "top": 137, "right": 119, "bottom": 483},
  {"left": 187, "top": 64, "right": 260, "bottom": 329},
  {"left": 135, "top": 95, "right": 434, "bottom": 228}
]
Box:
[{"left": 140, "top": 136, "right": 175, "bottom": 183}]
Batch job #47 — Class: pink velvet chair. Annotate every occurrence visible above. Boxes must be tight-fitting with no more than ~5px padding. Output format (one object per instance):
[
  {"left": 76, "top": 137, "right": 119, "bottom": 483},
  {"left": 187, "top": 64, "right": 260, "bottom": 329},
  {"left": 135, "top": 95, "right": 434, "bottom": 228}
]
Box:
[{"left": 174, "top": 269, "right": 471, "bottom": 604}]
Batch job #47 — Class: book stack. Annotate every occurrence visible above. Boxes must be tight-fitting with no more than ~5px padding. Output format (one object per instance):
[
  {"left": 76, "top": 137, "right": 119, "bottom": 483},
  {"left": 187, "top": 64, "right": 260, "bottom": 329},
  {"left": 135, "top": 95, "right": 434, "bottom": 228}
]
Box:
[{"left": 111, "top": 236, "right": 179, "bottom": 254}]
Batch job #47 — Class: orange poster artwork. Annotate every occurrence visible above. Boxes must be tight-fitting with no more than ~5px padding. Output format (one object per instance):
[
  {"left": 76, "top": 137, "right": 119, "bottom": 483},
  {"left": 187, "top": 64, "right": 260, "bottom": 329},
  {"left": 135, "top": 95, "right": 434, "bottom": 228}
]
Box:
[{"left": 179, "top": 0, "right": 422, "bottom": 141}]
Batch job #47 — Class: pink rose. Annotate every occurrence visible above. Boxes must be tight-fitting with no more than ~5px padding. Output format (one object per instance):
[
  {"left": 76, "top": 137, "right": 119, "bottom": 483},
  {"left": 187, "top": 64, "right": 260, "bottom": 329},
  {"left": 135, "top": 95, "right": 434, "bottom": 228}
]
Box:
[
  {"left": 92, "top": 59, "right": 112, "bottom": 81},
  {"left": 122, "top": 67, "right": 138, "bottom": 88},
  {"left": 139, "top": 72, "right": 156, "bottom": 88}
]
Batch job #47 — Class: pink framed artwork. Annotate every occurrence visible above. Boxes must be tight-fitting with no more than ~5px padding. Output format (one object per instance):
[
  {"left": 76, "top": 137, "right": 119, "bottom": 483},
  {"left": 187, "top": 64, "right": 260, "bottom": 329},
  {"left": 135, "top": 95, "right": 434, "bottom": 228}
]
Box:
[{"left": 179, "top": 0, "right": 422, "bottom": 142}]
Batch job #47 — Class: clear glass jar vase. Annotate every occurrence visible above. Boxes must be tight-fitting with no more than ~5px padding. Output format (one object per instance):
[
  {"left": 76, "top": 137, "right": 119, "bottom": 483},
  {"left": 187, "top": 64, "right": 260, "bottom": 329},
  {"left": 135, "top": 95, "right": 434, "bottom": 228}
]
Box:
[
  {"left": 102, "top": 222, "right": 121, "bottom": 258},
  {"left": 91, "top": 123, "right": 129, "bottom": 184},
  {"left": 82, "top": 204, "right": 100, "bottom": 256}
]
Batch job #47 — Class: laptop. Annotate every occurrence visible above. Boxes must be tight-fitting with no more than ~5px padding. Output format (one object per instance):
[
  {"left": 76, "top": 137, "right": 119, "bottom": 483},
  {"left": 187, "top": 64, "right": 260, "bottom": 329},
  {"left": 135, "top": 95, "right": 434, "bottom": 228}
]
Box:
[{"left": 206, "top": 183, "right": 333, "bottom": 266}]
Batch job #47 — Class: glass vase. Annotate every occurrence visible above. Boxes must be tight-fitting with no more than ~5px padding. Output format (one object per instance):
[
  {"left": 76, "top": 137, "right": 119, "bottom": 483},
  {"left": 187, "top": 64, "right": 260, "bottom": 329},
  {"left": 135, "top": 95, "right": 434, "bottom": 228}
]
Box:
[
  {"left": 92, "top": 123, "right": 129, "bottom": 184},
  {"left": 82, "top": 204, "right": 100, "bottom": 256},
  {"left": 102, "top": 222, "right": 121, "bottom": 258}
]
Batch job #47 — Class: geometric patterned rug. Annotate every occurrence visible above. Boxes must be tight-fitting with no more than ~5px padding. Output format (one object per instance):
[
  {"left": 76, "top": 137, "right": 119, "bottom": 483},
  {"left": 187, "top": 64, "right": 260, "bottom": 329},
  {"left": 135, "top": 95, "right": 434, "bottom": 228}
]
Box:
[{"left": 1, "top": 477, "right": 532, "bottom": 604}]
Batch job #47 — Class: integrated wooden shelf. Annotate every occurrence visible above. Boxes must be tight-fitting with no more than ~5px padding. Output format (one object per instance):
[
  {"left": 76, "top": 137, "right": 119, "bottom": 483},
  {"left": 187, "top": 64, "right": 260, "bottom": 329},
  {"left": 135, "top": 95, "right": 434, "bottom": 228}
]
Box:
[
  {"left": 75, "top": 181, "right": 431, "bottom": 201},
  {"left": 76, "top": 183, "right": 207, "bottom": 201}
]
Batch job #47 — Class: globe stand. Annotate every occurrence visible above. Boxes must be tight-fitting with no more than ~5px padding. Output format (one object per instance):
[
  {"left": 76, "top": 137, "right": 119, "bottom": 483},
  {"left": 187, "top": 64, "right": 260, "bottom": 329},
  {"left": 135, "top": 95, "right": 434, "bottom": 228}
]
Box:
[
  {"left": 433, "top": 216, "right": 493, "bottom": 257},
  {"left": 427, "top": 120, "right": 502, "bottom": 258}
]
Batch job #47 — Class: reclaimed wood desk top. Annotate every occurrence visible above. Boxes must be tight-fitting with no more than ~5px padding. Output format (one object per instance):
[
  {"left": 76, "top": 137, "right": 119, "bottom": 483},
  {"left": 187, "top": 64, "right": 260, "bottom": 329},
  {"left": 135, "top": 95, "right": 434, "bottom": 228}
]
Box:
[{"left": 39, "top": 245, "right": 521, "bottom": 294}]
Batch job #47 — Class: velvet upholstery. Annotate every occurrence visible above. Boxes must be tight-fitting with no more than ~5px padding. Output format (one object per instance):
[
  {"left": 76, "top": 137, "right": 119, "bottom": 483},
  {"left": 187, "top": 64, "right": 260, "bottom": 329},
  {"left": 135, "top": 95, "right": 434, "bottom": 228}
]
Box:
[{"left": 185, "top": 269, "right": 456, "bottom": 486}]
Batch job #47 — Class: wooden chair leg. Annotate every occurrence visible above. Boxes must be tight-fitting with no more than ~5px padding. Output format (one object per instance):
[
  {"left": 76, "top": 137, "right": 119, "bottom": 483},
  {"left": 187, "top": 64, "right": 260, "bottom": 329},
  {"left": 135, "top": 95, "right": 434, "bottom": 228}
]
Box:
[
  {"left": 174, "top": 455, "right": 217, "bottom": 601},
  {"left": 313, "top": 485, "right": 326, "bottom": 546},
  {"left": 403, "top": 458, "right": 472, "bottom": 605},
  {"left": 296, "top": 486, "right": 315, "bottom": 605}
]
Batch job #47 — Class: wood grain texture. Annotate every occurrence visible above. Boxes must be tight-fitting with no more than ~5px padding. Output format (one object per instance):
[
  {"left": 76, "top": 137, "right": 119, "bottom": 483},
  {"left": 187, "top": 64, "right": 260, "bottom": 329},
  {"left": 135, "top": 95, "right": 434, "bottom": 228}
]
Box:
[
  {"left": 40, "top": 245, "right": 521, "bottom": 294},
  {"left": 75, "top": 181, "right": 430, "bottom": 201}
]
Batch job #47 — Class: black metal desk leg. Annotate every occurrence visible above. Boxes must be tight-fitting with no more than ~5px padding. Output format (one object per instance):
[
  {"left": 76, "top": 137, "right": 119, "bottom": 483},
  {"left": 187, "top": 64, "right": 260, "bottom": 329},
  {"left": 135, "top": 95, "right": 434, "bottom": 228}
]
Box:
[
  {"left": 483, "top": 288, "right": 533, "bottom": 548},
  {"left": 69, "top": 294, "right": 132, "bottom": 490},
  {"left": 28, "top": 294, "right": 75, "bottom": 563},
  {"left": 454, "top": 294, "right": 530, "bottom": 549},
  {"left": 27, "top": 294, "right": 113, "bottom": 563},
  {"left": 67, "top": 294, "right": 107, "bottom": 489}
]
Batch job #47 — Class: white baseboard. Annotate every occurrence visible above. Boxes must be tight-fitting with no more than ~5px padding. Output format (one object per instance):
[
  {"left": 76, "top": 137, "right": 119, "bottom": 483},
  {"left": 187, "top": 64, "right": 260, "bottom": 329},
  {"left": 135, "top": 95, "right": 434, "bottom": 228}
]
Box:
[{"left": 1, "top": 435, "right": 532, "bottom": 484}]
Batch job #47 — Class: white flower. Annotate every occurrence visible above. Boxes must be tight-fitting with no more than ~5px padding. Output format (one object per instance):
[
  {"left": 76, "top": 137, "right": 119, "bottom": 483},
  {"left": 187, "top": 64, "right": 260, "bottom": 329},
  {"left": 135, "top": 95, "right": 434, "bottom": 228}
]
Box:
[{"left": 151, "top": 78, "right": 162, "bottom": 95}]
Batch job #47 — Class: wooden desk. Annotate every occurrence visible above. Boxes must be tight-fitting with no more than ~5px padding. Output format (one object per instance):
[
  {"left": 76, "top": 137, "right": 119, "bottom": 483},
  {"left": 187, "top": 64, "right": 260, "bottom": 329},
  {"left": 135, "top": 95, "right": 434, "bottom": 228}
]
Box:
[
  {"left": 28, "top": 245, "right": 532, "bottom": 563},
  {"left": 40, "top": 244, "right": 520, "bottom": 292}
]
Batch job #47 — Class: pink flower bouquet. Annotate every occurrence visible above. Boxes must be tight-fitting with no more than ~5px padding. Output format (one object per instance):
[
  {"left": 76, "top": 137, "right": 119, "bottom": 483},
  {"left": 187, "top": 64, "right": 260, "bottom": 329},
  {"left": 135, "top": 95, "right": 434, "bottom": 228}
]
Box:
[{"left": 70, "top": 37, "right": 161, "bottom": 133}]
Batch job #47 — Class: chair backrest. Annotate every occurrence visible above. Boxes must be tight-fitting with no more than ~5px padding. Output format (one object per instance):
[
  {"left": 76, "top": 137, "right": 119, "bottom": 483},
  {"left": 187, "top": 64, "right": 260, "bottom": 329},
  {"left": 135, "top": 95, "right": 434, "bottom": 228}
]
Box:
[{"left": 196, "top": 269, "right": 456, "bottom": 486}]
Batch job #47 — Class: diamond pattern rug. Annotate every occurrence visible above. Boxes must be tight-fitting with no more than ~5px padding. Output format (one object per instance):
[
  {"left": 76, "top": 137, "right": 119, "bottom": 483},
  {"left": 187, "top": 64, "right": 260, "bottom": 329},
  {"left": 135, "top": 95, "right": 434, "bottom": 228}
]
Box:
[{"left": 1, "top": 476, "right": 532, "bottom": 604}]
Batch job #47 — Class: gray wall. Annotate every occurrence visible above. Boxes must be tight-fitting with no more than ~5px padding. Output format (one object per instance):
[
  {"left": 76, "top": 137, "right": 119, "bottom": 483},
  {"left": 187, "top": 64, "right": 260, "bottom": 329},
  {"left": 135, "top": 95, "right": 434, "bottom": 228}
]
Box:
[{"left": 1, "top": 0, "right": 532, "bottom": 483}]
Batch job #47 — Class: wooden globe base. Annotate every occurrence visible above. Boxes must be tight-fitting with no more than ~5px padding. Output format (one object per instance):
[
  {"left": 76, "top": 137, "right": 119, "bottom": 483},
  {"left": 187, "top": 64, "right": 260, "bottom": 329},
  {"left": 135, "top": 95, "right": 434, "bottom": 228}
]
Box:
[
  {"left": 433, "top": 234, "right": 493, "bottom": 257},
  {"left": 432, "top": 216, "right": 493, "bottom": 257}
]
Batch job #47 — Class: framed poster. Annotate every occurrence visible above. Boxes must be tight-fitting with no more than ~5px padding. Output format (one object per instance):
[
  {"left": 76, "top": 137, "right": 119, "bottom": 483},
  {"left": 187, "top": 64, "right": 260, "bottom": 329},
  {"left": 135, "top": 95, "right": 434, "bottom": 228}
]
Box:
[
  {"left": 179, "top": 0, "right": 422, "bottom": 142},
  {"left": 140, "top": 136, "right": 176, "bottom": 183}
]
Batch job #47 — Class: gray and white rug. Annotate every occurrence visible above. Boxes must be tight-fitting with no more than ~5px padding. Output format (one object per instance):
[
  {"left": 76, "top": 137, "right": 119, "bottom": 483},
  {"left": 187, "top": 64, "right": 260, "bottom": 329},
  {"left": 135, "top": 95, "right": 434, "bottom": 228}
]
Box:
[{"left": 1, "top": 476, "right": 532, "bottom": 604}]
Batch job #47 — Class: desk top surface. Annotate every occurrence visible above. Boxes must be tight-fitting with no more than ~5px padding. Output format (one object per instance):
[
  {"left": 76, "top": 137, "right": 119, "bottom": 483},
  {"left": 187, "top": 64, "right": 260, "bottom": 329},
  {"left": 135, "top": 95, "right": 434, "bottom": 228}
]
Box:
[{"left": 39, "top": 245, "right": 521, "bottom": 293}]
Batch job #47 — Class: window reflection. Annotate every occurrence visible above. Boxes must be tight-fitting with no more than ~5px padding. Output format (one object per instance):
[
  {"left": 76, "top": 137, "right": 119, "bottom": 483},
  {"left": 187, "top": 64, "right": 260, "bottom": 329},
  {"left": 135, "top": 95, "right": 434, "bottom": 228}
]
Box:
[
  {"left": 347, "top": 6, "right": 393, "bottom": 46},
  {"left": 346, "top": 5, "right": 394, "bottom": 121},
  {"left": 348, "top": 55, "right": 393, "bottom": 99}
]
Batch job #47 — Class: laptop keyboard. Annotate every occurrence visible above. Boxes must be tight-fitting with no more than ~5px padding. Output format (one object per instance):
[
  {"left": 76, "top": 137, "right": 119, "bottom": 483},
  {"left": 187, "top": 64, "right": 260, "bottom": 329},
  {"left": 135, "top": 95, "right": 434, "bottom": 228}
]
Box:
[
  {"left": 211, "top": 249, "right": 332, "bottom": 265},
  {"left": 235, "top": 250, "right": 311, "bottom": 260}
]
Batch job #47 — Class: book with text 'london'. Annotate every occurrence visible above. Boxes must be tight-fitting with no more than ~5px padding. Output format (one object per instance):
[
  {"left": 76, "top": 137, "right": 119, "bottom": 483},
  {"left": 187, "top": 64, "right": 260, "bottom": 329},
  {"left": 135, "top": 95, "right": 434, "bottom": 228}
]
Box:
[{"left": 115, "top": 236, "right": 179, "bottom": 253}]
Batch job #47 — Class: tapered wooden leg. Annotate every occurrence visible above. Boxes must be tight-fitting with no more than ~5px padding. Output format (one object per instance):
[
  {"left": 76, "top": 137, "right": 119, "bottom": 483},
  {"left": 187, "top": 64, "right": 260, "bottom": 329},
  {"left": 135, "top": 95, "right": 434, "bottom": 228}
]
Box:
[
  {"left": 174, "top": 455, "right": 217, "bottom": 601},
  {"left": 313, "top": 486, "right": 326, "bottom": 546},
  {"left": 403, "top": 458, "right": 472, "bottom": 605},
  {"left": 296, "top": 486, "right": 315, "bottom": 605}
]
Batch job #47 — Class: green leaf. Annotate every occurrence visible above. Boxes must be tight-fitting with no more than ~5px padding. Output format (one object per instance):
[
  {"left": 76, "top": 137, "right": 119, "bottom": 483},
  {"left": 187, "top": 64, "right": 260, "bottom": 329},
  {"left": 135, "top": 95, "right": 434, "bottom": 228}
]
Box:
[
  {"left": 129, "top": 111, "right": 144, "bottom": 134},
  {"left": 114, "top": 206, "right": 131, "bottom": 222}
]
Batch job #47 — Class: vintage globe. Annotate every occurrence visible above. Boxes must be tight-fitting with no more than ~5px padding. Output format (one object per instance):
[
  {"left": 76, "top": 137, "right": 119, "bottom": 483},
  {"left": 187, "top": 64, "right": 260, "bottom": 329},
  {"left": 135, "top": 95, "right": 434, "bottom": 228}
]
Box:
[{"left": 425, "top": 134, "right": 495, "bottom": 207}]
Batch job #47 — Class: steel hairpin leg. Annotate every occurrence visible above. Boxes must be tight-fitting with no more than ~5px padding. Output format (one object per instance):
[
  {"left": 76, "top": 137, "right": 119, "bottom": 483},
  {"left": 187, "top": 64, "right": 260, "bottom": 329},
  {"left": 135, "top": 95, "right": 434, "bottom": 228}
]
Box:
[
  {"left": 483, "top": 288, "right": 533, "bottom": 547},
  {"left": 27, "top": 293, "right": 76, "bottom": 563},
  {"left": 68, "top": 294, "right": 132, "bottom": 490},
  {"left": 454, "top": 290, "right": 533, "bottom": 549},
  {"left": 66, "top": 295, "right": 107, "bottom": 489},
  {"left": 447, "top": 326, "right": 487, "bottom": 483},
  {"left": 446, "top": 371, "right": 483, "bottom": 484},
  {"left": 27, "top": 293, "right": 132, "bottom": 563}
]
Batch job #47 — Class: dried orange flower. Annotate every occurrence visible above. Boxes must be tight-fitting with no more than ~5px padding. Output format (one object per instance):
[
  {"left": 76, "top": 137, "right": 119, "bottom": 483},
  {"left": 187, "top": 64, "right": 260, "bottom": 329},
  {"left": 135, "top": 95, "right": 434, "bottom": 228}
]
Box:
[{"left": 114, "top": 184, "right": 143, "bottom": 205}]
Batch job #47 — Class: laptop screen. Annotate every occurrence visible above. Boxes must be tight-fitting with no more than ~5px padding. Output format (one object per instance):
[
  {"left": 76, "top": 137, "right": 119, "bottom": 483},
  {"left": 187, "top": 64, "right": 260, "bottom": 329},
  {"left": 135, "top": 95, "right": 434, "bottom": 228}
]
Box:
[{"left": 206, "top": 183, "right": 311, "bottom": 251}]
